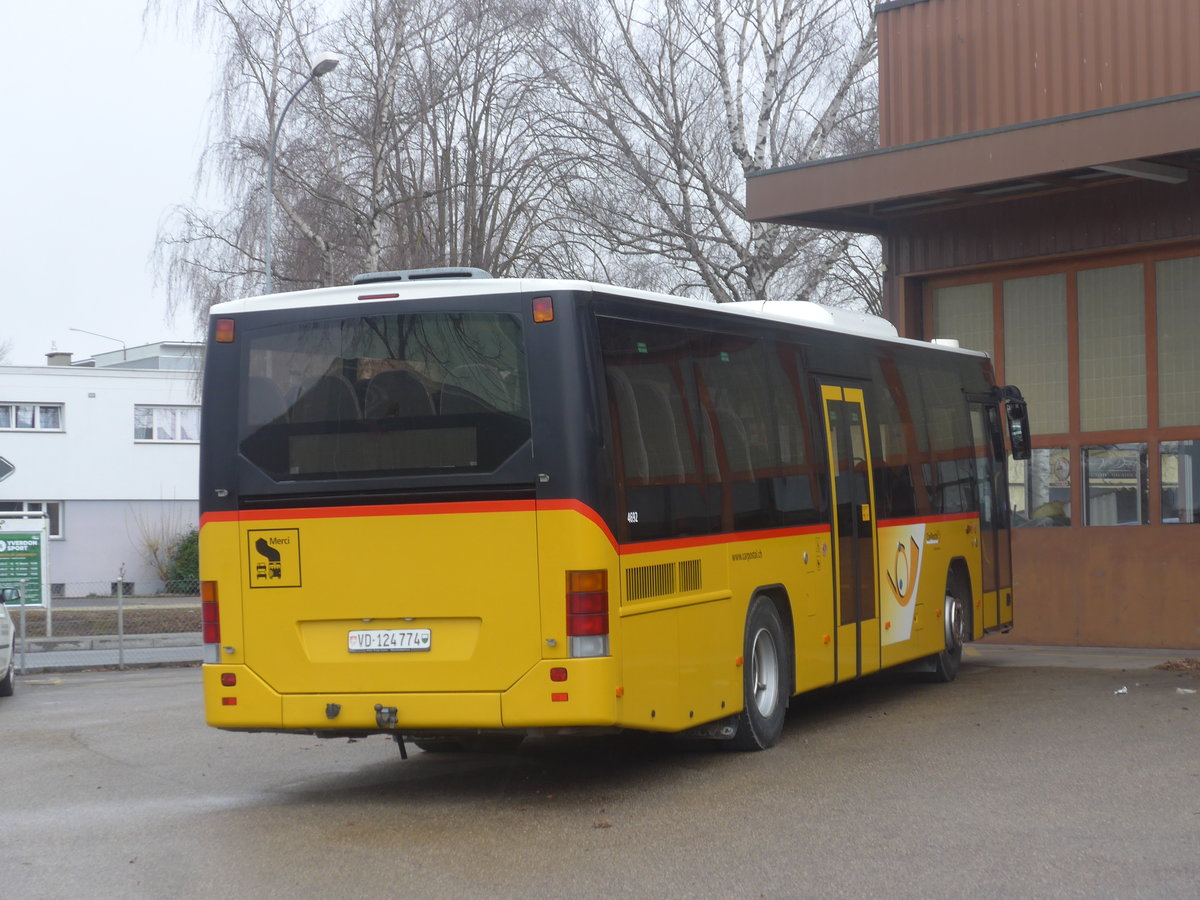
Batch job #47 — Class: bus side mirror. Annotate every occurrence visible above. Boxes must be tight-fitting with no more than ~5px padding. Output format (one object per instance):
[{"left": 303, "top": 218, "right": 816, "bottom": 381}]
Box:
[{"left": 1006, "top": 399, "right": 1031, "bottom": 461}]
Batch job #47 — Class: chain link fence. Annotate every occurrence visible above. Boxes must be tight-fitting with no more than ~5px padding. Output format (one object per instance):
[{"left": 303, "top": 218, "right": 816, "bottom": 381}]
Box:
[{"left": 8, "top": 580, "right": 201, "bottom": 673}]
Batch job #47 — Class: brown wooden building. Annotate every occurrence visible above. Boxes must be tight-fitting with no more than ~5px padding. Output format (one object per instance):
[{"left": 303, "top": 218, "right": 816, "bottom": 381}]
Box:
[{"left": 747, "top": 0, "right": 1200, "bottom": 648}]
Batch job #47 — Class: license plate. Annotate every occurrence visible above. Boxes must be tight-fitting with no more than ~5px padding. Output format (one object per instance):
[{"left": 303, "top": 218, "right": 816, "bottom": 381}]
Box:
[{"left": 347, "top": 628, "right": 431, "bottom": 653}]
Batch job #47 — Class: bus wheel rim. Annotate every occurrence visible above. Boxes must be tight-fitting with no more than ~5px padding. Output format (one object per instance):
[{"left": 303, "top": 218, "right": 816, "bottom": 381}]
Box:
[
  {"left": 750, "top": 627, "right": 780, "bottom": 715},
  {"left": 944, "top": 592, "right": 966, "bottom": 650}
]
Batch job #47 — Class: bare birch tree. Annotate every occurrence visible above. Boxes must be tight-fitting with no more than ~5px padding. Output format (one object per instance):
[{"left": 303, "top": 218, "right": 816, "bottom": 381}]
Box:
[
  {"left": 154, "top": 0, "right": 880, "bottom": 329},
  {"left": 537, "top": 0, "right": 879, "bottom": 305}
]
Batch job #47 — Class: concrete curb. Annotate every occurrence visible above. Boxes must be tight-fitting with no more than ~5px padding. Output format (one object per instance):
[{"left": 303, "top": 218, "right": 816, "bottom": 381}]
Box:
[
  {"left": 967, "top": 642, "right": 1199, "bottom": 670},
  {"left": 13, "top": 634, "right": 1197, "bottom": 675},
  {"left": 15, "top": 633, "right": 203, "bottom": 674}
]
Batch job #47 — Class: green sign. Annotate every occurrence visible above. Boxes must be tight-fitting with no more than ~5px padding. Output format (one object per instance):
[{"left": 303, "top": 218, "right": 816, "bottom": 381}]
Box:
[{"left": 0, "top": 527, "right": 45, "bottom": 606}]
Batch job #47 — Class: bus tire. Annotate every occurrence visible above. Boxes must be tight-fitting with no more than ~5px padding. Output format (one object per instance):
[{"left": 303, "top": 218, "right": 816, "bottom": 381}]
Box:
[
  {"left": 930, "top": 577, "right": 970, "bottom": 683},
  {"left": 728, "top": 596, "right": 788, "bottom": 751}
]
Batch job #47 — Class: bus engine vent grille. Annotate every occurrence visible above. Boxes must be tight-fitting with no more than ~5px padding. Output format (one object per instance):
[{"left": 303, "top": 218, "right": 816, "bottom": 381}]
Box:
[
  {"left": 678, "top": 558, "right": 702, "bottom": 593},
  {"left": 625, "top": 560, "right": 702, "bottom": 601},
  {"left": 626, "top": 563, "right": 674, "bottom": 601}
]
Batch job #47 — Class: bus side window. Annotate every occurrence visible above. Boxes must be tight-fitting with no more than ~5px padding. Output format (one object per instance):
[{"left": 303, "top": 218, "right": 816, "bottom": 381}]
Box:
[
  {"left": 628, "top": 375, "right": 687, "bottom": 483},
  {"left": 921, "top": 367, "right": 977, "bottom": 515},
  {"left": 869, "top": 356, "right": 920, "bottom": 519},
  {"left": 606, "top": 369, "right": 649, "bottom": 482}
]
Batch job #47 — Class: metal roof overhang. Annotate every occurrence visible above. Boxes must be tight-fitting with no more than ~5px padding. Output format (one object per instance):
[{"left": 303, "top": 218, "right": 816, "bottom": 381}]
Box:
[{"left": 747, "top": 93, "right": 1200, "bottom": 235}]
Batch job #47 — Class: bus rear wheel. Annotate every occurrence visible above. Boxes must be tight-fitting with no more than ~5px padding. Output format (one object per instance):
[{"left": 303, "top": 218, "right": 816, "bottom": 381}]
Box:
[{"left": 728, "top": 596, "right": 789, "bottom": 751}]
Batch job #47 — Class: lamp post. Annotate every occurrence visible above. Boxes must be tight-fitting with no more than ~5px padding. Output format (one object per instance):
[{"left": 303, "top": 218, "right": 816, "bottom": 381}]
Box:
[
  {"left": 68, "top": 327, "right": 127, "bottom": 361},
  {"left": 264, "top": 51, "right": 340, "bottom": 295}
]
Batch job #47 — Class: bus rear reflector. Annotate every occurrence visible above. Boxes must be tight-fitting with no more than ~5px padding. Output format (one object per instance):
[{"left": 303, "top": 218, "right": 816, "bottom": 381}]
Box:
[
  {"left": 201, "top": 581, "right": 221, "bottom": 645},
  {"left": 566, "top": 570, "right": 609, "bottom": 657}
]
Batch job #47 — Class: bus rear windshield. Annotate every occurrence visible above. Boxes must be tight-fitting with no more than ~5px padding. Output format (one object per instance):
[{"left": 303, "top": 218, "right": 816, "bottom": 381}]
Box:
[{"left": 236, "top": 311, "right": 530, "bottom": 481}]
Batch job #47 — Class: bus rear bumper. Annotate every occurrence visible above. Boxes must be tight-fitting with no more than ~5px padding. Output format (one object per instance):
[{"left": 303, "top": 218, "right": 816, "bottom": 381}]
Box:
[
  {"left": 500, "top": 657, "right": 620, "bottom": 727},
  {"left": 204, "top": 664, "right": 504, "bottom": 731},
  {"left": 204, "top": 657, "right": 621, "bottom": 733}
]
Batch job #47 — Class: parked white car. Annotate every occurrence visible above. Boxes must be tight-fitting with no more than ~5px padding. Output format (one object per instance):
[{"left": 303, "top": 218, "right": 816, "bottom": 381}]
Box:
[{"left": 0, "top": 588, "right": 16, "bottom": 696}]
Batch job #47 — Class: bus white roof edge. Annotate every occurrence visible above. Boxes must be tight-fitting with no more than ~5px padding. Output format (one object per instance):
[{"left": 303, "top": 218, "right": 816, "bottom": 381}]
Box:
[
  {"left": 212, "top": 278, "right": 985, "bottom": 356},
  {"left": 723, "top": 300, "right": 898, "bottom": 339}
]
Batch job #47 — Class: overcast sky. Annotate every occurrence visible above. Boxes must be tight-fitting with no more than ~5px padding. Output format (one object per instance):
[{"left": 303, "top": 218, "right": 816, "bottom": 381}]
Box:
[{"left": 1, "top": 1, "right": 214, "bottom": 366}]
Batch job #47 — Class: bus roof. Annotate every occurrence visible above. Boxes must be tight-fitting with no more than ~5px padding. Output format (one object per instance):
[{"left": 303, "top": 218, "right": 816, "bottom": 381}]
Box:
[{"left": 210, "top": 275, "right": 989, "bottom": 358}]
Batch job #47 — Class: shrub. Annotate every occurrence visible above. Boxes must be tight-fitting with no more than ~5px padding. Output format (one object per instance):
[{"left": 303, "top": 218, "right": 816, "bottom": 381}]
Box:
[{"left": 164, "top": 528, "right": 200, "bottom": 593}]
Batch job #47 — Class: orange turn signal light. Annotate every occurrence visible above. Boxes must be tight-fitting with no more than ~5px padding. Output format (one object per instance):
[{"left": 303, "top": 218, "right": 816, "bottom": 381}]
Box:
[{"left": 567, "top": 570, "right": 606, "bottom": 593}]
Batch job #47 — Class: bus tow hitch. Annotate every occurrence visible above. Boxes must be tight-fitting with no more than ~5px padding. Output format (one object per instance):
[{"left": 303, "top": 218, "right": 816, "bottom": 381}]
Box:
[{"left": 374, "top": 704, "right": 399, "bottom": 729}]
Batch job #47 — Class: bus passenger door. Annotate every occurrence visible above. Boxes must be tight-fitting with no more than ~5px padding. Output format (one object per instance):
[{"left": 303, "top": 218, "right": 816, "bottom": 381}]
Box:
[{"left": 820, "top": 385, "right": 880, "bottom": 681}]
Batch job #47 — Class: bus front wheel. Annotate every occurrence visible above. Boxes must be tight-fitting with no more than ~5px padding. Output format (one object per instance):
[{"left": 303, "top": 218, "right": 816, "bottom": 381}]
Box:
[
  {"left": 728, "top": 596, "right": 789, "bottom": 751},
  {"left": 930, "top": 579, "right": 970, "bottom": 683}
]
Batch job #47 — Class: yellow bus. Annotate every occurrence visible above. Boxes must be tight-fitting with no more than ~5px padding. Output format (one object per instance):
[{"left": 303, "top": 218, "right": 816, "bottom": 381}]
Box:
[{"left": 199, "top": 269, "right": 1029, "bottom": 751}]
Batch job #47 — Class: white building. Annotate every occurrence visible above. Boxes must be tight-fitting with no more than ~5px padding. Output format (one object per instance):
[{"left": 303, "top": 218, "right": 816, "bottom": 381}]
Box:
[{"left": 0, "top": 343, "right": 202, "bottom": 598}]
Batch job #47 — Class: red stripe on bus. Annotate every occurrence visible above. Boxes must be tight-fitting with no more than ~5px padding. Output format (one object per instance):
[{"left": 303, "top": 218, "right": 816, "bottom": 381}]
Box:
[
  {"left": 619, "top": 523, "right": 831, "bottom": 557},
  {"left": 200, "top": 500, "right": 833, "bottom": 557},
  {"left": 876, "top": 512, "right": 979, "bottom": 528},
  {"left": 200, "top": 500, "right": 536, "bottom": 527},
  {"left": 535, "top": 499, "right": 619, "bottom": 548},
  {"left": 199, "top": 511, "right": 240, "bottom": 527}
]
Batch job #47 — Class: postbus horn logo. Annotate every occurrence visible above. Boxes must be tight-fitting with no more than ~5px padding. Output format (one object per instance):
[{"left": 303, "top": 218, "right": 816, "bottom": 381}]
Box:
[{"left": 885, "top": 537, "right": 921, "bottom": 607}]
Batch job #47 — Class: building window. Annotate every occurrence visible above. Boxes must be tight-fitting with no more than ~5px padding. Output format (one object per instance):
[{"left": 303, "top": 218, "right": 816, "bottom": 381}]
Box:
[
  {"left": 0, "top": 501, "right": 63, "bottom": 537},
  {"left": 928, "top": 247, "right": 1200, "bottom": 531},
  {"left": 1009, "top": 448, "right": 1072, "bottom": 527},
  {"left": 0, "top": 403, "right": 63, "bottom": 430},
  {"left": 134, "top": 406, "right": 199, "bottom": 442},
  {"left": 1083, "top": 444, "right": 1148, "bottom": 526},
  {"left": 1078, "top": 264, "right": 1146, "bottom": 432},
  {"left": 1160, "top": 441, "right": 1200, "bottom": 524},
  {"left": 1156, "top": 257, "right": 1200, "bottom": 428},
  {"left": 932, "top": 282, "right": 994, "bottom": 357},
  {"left": 1004, "top": 274, "right": 1069, "bottom": 435}
]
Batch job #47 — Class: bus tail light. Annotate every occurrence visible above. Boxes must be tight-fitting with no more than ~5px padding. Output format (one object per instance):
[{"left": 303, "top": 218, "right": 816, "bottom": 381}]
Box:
[
  {"left": 201, "top": 581, "right": 221, "bottom": 645},
  {"left": 566, "top": 570, "right": 609, "bottom": 657}
]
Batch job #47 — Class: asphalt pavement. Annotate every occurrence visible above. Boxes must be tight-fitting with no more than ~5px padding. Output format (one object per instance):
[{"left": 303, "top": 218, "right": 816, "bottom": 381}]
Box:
[{"left": 3, "top": 649, "right": 1198, "bottom": 898}]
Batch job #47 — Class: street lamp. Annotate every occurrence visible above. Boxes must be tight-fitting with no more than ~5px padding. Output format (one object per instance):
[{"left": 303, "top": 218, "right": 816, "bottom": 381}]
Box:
[
  {"left": 68, "top": 327, "right": 127, "bottom": 361},
  {"left": 264, "top": 51, "right": 340, "bottom": 295}
]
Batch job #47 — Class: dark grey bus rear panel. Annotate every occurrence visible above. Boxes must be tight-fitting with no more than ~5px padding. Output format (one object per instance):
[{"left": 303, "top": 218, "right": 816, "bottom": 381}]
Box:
[{"left": 199, "top": 289, "right": 609, "bottom": 519}]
